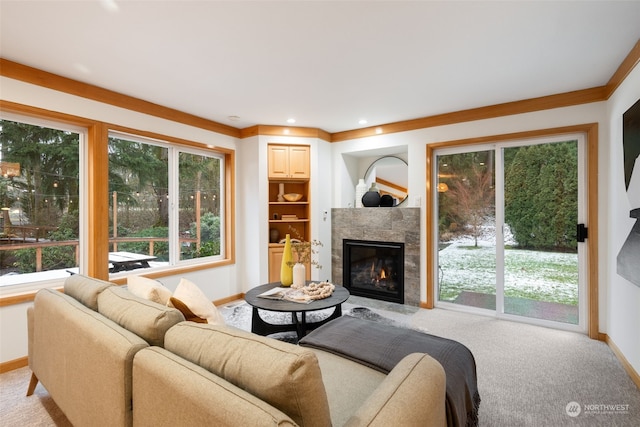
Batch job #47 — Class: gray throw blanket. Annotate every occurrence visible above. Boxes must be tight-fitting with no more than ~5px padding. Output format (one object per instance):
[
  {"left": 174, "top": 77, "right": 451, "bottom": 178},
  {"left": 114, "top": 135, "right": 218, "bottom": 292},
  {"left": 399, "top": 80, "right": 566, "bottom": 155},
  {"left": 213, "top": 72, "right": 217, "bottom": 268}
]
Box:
[{"left": 299, "top": 315, "right": 480, "bottom": 427}]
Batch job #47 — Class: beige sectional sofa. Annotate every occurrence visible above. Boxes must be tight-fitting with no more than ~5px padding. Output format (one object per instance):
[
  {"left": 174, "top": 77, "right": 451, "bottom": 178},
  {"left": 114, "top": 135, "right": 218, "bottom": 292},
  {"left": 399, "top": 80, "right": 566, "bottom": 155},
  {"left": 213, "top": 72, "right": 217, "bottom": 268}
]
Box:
[{"left": 27, "top": 275, "right": 446, "bottom": 426}]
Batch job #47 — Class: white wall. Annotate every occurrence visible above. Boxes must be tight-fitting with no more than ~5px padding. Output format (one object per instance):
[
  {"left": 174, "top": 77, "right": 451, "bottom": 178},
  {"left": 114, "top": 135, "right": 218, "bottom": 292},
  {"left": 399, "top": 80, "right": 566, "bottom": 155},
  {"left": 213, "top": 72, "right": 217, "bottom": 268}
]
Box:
[
  {"left": 236, "top": 135, "right": 262, "bottom": 290},
  {"left": 0, "top": 301, "right": 31, "bottom": 363},
  {"left": 605, "top": 63, "right": 640, "bottom": 375},
  {"left": 311, "top": 138, "right": 333, "bottom": 281}
]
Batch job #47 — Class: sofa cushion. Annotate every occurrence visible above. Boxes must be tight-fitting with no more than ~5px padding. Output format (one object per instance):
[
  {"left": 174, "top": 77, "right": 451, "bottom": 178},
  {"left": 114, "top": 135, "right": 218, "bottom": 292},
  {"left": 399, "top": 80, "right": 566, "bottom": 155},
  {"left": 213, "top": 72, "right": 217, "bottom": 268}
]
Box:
[
  {"left": 164, "top": 322, "right": 332, "bottom": 427},
  {"left": 127, "top": 275, "right": 172, "bottom": 305},
  {"left": 98, "top": 286, "right": 185, "bottom": 347},
  {"left": 63, "top": 274, "right": 114, "bottom": 311},
  {"left": 167, "top": 278, "right": 225, "bottom": 325}
]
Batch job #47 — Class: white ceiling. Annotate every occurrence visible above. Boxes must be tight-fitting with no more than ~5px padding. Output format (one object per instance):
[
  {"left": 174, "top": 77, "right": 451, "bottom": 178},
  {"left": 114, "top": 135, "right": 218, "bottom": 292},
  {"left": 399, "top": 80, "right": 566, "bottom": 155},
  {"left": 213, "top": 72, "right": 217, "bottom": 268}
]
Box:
[{"left": 1, "top": 1, "right": 640, "bottom": 134}]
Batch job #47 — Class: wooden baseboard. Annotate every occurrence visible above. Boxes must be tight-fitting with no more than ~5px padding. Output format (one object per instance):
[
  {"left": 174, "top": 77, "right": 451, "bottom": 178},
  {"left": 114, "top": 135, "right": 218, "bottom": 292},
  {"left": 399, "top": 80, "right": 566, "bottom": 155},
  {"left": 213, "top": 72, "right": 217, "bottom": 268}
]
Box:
[
  {"left": 214, "top": 293, "right": 244, "bottom": 306},
  {"left": 0, "top": 356, "right": 28, "bottom": 374},
  {"left": 605, "top": 334, "right": 640, "bottom": 389}
]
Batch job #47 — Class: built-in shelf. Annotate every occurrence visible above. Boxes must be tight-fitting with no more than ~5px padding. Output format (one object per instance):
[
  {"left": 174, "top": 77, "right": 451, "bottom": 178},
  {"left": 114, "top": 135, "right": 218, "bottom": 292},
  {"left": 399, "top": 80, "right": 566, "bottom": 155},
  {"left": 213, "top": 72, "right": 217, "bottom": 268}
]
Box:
[{"left": 268, "top": 144, "right": 311, "bottom": 282}]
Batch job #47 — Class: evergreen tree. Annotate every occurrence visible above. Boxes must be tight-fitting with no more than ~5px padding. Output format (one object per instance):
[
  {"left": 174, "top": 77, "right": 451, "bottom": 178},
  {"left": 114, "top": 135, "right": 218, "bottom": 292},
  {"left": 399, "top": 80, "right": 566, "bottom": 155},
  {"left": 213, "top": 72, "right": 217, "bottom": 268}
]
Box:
[
  {"left": 504, "top": 141, "right": 578, "bottom": 251},
  {"left": 0, "top": 119, "right": 79, "bottom": 231}
]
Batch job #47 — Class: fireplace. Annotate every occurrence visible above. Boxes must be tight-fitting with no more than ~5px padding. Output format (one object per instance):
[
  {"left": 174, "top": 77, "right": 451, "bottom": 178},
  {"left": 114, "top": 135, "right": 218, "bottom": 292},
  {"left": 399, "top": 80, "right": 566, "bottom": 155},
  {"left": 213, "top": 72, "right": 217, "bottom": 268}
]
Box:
[
  {"left": 332, "top": 208, "right": 420, "bottom": 306},
  {"left": 343, "top": 239, "right": 405, "bottom": 304}
]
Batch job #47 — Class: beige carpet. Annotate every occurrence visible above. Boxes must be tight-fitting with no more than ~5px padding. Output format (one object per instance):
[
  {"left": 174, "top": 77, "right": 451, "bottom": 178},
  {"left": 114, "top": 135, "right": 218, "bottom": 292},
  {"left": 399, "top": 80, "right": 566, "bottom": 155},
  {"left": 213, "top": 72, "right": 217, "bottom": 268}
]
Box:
[
  {"left": 2, "top": 297, "right": 639, "bottom": 426},
  {"left": 0, "top": 367, "right": 71, "bottom": 426},
  {"left": 409, "top": 307, "right": 640, "bottom": 426}
]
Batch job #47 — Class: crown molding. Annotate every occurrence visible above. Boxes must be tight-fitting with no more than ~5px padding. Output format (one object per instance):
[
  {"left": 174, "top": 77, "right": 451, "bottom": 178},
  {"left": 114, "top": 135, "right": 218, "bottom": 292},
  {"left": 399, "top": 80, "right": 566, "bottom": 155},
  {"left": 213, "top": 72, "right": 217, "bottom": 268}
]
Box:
[
  {"left": 0, "top": 58, "right": 240, "bottom": 138},
  {"left": 3, "top": 35, "right": 639, "bottom": 143},
  {"left": 605, "top": 38, "right": 640, "bottom": 99},
  {"left": 330, "top": 87, "right": 607, "bottom": 142},
  {"left": 240, "top": 125, "right": 331, "bottom": 141}
]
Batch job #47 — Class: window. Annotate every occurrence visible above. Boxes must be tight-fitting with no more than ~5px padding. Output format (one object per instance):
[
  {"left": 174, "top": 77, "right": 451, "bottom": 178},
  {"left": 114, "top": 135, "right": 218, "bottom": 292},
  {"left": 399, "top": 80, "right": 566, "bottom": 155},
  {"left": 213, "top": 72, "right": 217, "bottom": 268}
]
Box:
[
  {"left": 178, "top": 151, "right": 223, "bottom": 260},
  {"left": 108, "top": 132, "right": 224, "bottom": 275},
  {"left": 0, "top": 113, "right": 231, "bottom": 292},
  {"left": 0, "top": 117, "right": 83, "bottom": 288}
]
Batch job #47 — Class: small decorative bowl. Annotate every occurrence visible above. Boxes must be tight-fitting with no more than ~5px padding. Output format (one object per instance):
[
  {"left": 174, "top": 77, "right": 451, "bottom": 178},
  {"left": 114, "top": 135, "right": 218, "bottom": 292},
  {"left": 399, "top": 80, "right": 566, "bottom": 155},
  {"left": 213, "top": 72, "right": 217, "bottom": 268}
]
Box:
[{"left": 283, "top": 193, "right": 303, "bottom": 202}]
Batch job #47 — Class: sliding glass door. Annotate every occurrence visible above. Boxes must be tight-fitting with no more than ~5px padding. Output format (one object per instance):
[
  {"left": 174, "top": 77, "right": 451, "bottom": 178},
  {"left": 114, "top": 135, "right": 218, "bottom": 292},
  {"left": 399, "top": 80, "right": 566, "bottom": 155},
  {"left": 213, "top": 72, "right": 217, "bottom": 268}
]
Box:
[
  {"left": 435, "top": 135, "right": 586, "bottom": 331},
  {"left": 436, "top": 150, "right": 497, "bottom": 310}
]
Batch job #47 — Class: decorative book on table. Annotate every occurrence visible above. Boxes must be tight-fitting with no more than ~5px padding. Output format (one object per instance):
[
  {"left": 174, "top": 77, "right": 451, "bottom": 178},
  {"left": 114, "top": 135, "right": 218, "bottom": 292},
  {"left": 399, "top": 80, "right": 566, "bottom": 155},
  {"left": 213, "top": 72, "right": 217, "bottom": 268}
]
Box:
[{"left": 257, "top": 287, "right": 312, "bottom": 304}]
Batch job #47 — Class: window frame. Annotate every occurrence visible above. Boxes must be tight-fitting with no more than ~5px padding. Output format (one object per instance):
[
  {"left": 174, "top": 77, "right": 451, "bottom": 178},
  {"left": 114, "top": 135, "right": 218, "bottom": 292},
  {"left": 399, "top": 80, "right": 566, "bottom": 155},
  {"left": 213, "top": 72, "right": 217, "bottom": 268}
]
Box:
[
  {"left": 0, "top": 111, "right": 88, "bottom": 295},
  {"left": 0, "top": 102, "right": 235, "bottom": 296},
  {"left": 107, "top": 130, "right": 227, "bottom": 275}
]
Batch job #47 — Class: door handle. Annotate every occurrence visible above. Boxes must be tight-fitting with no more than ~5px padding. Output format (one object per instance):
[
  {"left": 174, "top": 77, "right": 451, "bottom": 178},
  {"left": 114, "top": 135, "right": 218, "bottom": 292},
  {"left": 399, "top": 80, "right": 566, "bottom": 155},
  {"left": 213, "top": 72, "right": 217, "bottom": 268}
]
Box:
[{"left": 577, "top": 223, "right": 588, "bottom": 242}]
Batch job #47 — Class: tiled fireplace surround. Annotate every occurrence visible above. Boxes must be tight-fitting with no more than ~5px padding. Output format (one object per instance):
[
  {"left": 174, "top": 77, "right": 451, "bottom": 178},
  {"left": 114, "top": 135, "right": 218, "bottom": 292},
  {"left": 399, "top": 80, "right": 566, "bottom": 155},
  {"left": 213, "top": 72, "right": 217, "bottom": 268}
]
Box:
[{"left": 331, "top": 208, "right": 421, "bottom": 306}]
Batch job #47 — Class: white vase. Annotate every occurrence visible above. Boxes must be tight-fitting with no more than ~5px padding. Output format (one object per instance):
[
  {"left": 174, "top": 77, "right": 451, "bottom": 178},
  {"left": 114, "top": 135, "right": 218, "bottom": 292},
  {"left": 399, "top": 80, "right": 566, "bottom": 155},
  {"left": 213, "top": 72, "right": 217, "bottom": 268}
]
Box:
[
  {"left": 293, "top": 262, "right": 306, "bottom": 287},
  {"left": 277, "top": 183, "right": 285, "bottom": 202},
  {"left": 355, "top": 178, "right": 367, "bottom": 208}
]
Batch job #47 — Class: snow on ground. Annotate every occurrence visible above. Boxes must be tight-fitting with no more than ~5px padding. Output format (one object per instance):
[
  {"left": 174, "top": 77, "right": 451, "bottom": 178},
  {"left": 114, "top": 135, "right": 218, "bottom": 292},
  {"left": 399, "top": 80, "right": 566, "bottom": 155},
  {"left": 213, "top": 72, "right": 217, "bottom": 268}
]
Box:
[{"left": 438, "top": 237, "right": 579, "bottom": 305}]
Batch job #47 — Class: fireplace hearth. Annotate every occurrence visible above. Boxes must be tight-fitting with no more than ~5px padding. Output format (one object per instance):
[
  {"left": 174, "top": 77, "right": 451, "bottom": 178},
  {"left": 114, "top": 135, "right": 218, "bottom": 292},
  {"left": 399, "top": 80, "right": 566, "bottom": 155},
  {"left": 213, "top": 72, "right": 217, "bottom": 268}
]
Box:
[{"left": 343, "top": 239, "right": 404, "bottom": 304}]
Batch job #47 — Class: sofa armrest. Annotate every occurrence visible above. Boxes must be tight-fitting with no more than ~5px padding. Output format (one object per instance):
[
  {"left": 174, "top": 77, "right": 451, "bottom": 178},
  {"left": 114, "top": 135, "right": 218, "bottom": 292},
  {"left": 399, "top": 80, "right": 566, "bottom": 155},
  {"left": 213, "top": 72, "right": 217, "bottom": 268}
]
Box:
[
  {"left": 29, "top": 288, "right": 149, "bottom": 427},
  {"left": 345, "top": 353, "right": 447, "bottom": 427}
]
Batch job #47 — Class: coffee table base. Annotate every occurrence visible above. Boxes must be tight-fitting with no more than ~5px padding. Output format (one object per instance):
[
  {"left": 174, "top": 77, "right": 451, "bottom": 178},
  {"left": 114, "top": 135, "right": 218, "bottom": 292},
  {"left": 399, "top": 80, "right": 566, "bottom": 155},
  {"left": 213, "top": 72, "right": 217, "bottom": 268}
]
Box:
[{"left": 251, "top": 305, "right": 343, "bottom": 341}]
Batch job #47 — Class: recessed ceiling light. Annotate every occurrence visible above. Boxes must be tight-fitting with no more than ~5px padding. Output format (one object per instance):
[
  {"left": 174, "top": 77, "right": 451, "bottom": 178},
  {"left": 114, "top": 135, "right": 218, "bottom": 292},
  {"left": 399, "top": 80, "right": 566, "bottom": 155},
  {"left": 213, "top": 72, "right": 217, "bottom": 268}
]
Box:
[
  {"left": 73, "top": 63, "right": 91, "bottom": 74},
  {"left": 283, "top": 128, "right": 290, "bottom": 135},
  {"left": 375, "top": 127, "right": 383, "bottom": 134},
  {"left": 228, "top": 115, "right": 240, "bottom": 122},
  {"left": 287, "top": 118, "right": 296, "bottom": 124},
  {"left": 358, "top": 119, "right": 368, "bottom": 125},
  {"left": 100, "top": 0, "right": 120, "bottom": 12}
]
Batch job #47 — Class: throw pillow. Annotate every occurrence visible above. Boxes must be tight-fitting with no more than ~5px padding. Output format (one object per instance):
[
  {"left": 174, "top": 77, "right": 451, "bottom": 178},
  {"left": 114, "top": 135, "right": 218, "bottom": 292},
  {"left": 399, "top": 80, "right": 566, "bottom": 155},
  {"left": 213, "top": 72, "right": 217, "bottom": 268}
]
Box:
[
  {"left": 168, "top": 278, "right": 225, "bottom": 325},
  {"left": 169, "top": 297, "right": 207, "bottom": 323},
  {"left": 127, "top": 275, "right": 173, "bottom": 305}
]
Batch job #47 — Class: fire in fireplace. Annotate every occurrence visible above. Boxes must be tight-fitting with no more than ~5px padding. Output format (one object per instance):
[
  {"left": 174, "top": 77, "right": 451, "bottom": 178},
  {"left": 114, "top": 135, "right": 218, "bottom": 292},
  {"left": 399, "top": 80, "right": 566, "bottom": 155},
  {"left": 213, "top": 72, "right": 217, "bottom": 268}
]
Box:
[{"left": 343, "top": 239, "right": 404, "bottom": 304}]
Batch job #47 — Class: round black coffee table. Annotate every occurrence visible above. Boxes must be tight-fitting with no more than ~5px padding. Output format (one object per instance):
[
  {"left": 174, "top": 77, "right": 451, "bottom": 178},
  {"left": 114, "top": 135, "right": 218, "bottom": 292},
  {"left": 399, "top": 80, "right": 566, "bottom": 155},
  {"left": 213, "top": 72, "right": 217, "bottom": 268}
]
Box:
[{"left": 245, "top": 282, "right": 350, "bottom": 340}]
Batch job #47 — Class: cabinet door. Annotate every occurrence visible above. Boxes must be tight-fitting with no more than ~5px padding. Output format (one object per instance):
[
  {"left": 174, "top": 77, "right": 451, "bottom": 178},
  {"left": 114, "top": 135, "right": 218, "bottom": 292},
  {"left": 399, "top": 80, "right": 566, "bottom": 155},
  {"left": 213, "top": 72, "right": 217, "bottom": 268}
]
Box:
[
  {"left": 268, "top": 146, "right": 290, "bottom": 179},
  {"left": 288, "top": 146, "right": 310, "bottom": 179},
  {"left": 268, "top": 246, "right": 284, "bottom": 283},
  {"left": 269, "top": 246, "right": 311, "bottom": 282}
]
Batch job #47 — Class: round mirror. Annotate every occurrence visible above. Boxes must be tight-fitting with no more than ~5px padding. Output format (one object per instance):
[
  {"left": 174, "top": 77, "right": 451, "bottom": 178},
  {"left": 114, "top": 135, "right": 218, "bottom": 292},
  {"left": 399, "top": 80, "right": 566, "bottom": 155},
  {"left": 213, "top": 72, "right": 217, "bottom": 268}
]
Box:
[{"left": 364, "top": 156, "right": 408, "bottom": 206}]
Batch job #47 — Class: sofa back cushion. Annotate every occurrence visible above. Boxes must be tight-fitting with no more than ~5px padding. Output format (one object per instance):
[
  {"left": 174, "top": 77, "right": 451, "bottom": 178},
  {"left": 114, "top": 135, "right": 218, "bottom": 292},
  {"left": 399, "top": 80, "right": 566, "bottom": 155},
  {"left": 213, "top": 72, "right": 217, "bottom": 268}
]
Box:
[
  {"left": 133, "top": 347, "right": 298, "bottom": 427},
  {"left": 64, "top": 274, "right": 114, "bottom": 311},
  {"left": 98, "top": 286, "right": 184, "bottom": 347},
  {"left": 164, "top": 322, "right": 332, "bottom": 427}
]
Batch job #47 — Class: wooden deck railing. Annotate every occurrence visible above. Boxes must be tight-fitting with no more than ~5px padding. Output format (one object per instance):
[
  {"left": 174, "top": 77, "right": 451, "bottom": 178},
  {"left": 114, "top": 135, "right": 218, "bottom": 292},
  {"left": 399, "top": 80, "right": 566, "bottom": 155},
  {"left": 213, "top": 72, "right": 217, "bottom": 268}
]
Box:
[{"left": 0, "top": 237, "right": 197, "bottom": 272}]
